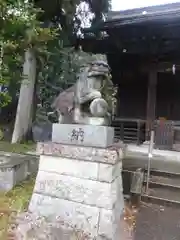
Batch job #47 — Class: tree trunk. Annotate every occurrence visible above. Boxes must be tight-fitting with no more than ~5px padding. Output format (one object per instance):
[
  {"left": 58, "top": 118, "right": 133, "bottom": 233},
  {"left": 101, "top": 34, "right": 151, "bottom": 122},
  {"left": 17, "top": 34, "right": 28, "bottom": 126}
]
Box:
[
  {"left": 25, "top": 75, "right": 38, "bottom": 142},
  {"left": 11, "top": 49, "right": 36, "bottom": 143}
]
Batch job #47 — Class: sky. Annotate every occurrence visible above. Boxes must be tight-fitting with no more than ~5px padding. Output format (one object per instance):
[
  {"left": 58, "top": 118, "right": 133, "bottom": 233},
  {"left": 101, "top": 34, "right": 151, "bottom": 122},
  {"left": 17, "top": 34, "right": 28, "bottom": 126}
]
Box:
[{"left": 112, "top": 0, "right": 180, "bottom": 11}]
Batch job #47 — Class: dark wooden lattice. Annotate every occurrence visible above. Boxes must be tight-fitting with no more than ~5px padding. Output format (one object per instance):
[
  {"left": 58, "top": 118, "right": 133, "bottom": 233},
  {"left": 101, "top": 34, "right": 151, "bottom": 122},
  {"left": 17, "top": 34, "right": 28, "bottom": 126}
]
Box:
[{"left": 154, "top": 120, "right": 174, "bottom": 150}]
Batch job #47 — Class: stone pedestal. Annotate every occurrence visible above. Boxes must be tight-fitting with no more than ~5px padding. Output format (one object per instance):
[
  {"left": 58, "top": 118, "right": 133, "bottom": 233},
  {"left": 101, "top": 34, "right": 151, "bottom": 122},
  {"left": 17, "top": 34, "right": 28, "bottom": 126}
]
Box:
[
  {"left": 29, "top": 124, "right": 125, "bottom": 240},
  {"left": 52, "top": 124, "right": 114, "bottom": 148}
]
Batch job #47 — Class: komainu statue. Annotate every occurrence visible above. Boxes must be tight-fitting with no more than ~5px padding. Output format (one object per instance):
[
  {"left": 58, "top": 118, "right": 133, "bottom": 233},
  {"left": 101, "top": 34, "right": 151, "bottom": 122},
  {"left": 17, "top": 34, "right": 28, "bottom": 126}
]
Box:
[{"left": 51, "top": 60, "right": 116, "bottom": 126}]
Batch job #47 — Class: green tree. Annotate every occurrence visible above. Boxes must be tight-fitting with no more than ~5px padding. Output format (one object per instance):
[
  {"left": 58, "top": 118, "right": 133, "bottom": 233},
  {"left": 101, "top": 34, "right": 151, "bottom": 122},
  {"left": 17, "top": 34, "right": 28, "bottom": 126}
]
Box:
[
  {"left": 35, "top": 0, "right": 111, "bottom": 112},
  {"left": 0, "top": 0, "right": 57, "bottom": 108},
  {"left": 0, "top": 0, "right": 111, "bottom": 108},
  {"left": 0, "top": 0, "right": 111, "bottom": 142}
]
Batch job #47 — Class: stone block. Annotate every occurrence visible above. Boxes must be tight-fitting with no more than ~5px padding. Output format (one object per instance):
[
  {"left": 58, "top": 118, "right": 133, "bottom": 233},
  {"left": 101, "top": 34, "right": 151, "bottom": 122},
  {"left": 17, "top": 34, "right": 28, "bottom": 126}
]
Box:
[
  {"left": 111, "top": 176, "right": 124, "bottom": 209},
  {"left": 39, "top": 155, "right": 99, "bottom": 180},
  {"left": 29, "top": 193, "right": 100, "bottom": 238},
  {"left": 36, "top": 142, "right": 124, "bottom": 164},
  {"left": 98, "top": 207, "right": 125, "bottom": 240},
  {"left": 13, "top": 161, "right": 28, "bottom": 185},
  {"left": 33, "top": 170, "right": 120, "bottom": 209},
  {"left": 29, "top": 192, "right": 125, "bottom": 240},
  {"left": 0, "top": 157, "right": 28, "bottom": 191},
  {"left": 39, "top": 155, "right": 123, "bottom": 183},
  {"left": 0, "top": 155, "right": 39, "bottom": 191},
  {"left": 99, "top": 209, "right": 114, "bottom": 239},
  {"left": 0, "top": 167, "right": 14, "bottom": 191},
  {"left": 130, "top": 168, "right": 144, "bottom": 194},
  {"left": 31, "top": 140, "right": 125, "bottom": 240},
  {"left": 98, "top": 161, "right": 122, "bottom": 183},
  {"left": 52, "top": 124, "right": 114, "bottom": 148},
  {"left": 26, "top": 156, "right": 39, "bottom": 175}
]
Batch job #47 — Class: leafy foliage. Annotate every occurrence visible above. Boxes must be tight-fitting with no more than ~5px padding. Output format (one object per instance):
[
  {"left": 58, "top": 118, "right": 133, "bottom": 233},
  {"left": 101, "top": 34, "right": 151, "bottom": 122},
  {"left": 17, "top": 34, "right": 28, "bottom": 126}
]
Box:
[
  {"left": 0, "top": 0, "right": 111, "bottom": 112},
  {"left": 0, "top": 0, "right": 57, "bottom": 108},
  {"left": 86, "top": 0, "right": 111, "bottom": 20}
]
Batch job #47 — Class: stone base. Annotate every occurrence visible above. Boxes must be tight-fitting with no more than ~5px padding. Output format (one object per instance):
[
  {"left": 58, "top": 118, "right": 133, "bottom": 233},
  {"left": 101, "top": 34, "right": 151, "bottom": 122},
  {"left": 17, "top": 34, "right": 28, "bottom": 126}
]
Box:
[
  {"left": 13, "top": 211, "right": 89, "bottom": 240},
  {"left": 0, "top": 154, "right": 38, "bottom": 191},
  {"left": 29, "top": 143, "right": 125, "bottom": 240},
  {"left": 52, "top": 123, "right": 114, "bottom": 148}
]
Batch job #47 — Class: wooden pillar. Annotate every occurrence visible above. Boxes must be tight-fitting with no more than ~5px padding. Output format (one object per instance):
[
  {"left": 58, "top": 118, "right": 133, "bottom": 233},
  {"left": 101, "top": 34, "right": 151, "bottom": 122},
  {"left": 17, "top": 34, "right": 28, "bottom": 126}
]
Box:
[
  {"left": 116, "top": 85, "right": 121, "bottom": 117},
  {"left": 146, "top": 68, "right": 157, "bottom": 140}
]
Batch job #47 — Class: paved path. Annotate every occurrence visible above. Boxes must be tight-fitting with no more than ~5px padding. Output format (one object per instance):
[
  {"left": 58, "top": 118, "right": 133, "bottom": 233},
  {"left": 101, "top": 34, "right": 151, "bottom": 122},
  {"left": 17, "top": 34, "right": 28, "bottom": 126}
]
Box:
[{"left": 134, "top": 203, "right": 180, "bottom": 240}]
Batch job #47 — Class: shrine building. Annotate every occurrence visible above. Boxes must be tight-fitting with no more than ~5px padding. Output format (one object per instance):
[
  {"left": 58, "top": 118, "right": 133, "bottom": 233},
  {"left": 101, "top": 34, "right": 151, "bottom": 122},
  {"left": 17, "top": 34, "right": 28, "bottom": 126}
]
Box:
[{"left": 80, "top": 2, "right": 180, "bottom": 150}]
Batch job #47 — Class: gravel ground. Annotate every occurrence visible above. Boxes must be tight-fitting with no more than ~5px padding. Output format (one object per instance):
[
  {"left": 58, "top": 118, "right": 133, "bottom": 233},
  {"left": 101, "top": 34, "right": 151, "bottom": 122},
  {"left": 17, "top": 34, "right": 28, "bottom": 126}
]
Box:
[{"left": 134, "top": 203, "right": 180, "bottom": 240}]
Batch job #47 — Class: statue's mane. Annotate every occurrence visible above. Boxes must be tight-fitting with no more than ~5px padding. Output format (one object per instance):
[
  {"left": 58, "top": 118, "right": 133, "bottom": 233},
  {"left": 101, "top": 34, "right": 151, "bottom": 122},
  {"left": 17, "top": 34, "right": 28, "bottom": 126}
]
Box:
[{"left": 51, "top": 84, "right": 76, "bottom": 114}]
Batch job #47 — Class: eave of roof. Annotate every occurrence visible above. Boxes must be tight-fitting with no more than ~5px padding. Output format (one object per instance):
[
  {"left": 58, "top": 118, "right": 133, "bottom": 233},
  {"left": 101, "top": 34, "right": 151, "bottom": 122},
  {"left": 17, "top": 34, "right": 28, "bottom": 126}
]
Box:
[
  {"left": 84, "top": 2, "right": 180, "bottom": 32},
  {"left": 107, "top": 2, "right": 180, "bottom": 21}
]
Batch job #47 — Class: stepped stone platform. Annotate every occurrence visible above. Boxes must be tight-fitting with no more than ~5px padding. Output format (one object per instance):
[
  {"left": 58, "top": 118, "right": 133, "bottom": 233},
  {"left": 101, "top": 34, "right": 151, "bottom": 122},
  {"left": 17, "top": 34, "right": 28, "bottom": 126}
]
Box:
[
  {"left": 29, "top": 124, "right": 126, "bottom": 240},
  {"left": 0, "top": 154, "right": 39, "bottom": 191}
]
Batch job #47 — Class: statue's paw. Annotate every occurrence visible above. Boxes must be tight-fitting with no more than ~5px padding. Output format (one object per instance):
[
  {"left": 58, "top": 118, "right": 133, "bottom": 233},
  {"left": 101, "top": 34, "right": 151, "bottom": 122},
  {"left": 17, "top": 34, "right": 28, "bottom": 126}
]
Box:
[{"left": 90, "top": 98, "right": 108, "bottom": 117}]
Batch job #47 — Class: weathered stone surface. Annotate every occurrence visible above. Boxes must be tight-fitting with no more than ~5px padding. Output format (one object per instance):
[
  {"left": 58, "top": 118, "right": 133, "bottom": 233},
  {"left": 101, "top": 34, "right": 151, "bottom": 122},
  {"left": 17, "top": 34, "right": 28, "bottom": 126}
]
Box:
[
  {"left": 99, "top": 207, "right": 126, "bottom": 240},
  {"left": 130, "top": 169, "right": 144, "bottom": 194},
  {"left": 13, "top": 161, "right": 28, "bottom": 185},
  {"left": 27, "top": 156, "right": 39, "bottom": 175},
  {"left": 98, "top": 161, "right": 122, "bottom": 182},
  {"left": 0, "top": 155, "right": 39, "bottom": 191},
  {"left": 33, "top": 171, "right": 122, "bottom": 209},
  {"left": 0, "top": 167, "right": 14, "bottom": 191},
  {"left": 29, "top": 192, "right": 125, "bottom": 240},
  {"left": 31, "top": 141, "right": 125, "bottom": 240},
  {"left": 29, "top": 193, "right": 100, "bottom": 237},
  {"left": 52, "top": 124, "right": 114, "bottom": 148},
  {"left": 39, "top": 155, "right": 99, "bottom": 181},
  {"left": 36, "top": 142, "right": 124, "bottom": 164},
  {"left": 14, "top": 211, "right": 89, "bottom": 240},
  {"left": 90, "top": 98, "right": 109, "bottom": 118},
  {"left": 99, "top": 209, "right": 114, "bottom": 239},
  {"left": 39, "top": 155, "right": 123, "bottom": 183},
  {"left": 0, "top": 157, "right": 28, "bottom": 191},
  {"left": 14, "top": 209, "right": 130, "bottom": 240}
]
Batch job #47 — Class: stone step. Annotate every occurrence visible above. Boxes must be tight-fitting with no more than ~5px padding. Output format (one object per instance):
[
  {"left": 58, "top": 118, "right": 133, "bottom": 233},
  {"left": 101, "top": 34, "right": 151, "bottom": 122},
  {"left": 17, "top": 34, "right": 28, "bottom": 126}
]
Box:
[
  {"left": 125, "top": 150, "right": 180, "bottom": 174},
  {"left": 141, "top": 185, "right": 180, "bottom": 207},
  {"left": 144, "top": 170, "right": 180, "bottom": 188},
  {"left": 142, "top": 169, "right": 180, "bottom": 206},
  {"left": 145, "top": 169, "right": 180, "bottom": 179}
]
